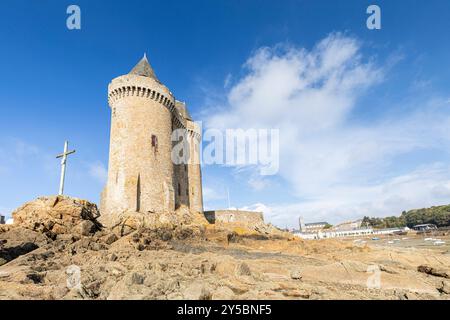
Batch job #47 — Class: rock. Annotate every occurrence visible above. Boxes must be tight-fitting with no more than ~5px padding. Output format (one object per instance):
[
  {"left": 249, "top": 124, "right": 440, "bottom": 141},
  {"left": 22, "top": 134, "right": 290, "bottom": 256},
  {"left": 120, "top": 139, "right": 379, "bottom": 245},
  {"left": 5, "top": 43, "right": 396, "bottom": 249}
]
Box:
[
  {"left": 341, "top": 260, "right": 368, "bottom": 273},
  {"left": 438, "top": 281, "right": 450, "bottom": 294},
  {"left": 12, "top": 196, "right": 102, "bottom": 237},
  {"left": 103, "top": 234, "right": 118, "bottom": 245},
  {"left": 79, "top": 238, "right": 92, "bottom": 249},
  {"left": 106, "top": 209, "right": 208, "bottom": 237},
  {"left": 56, "top": 234, "right": 80, "bottom": 243},
  {"left": 109, "top": 253, "right": 118, "bottom": 262},
  {"left": 200, "top": 260, "right": 217, "bottom": 274},
  {"left": 183, "top": 283, "right": 212, "bottom": 300},
  {"left": 2, "top": 195, "right": 450, "bottom": 301},
  {"left": 80, "top": 220, "right": 97, "bottom": 236},
  {"left": 0, "top": 225, "right": 11, "bottom": 233},
  {"left": 290, "top": 270, "right": 302, "bottom": 280},
  {"left": 130, "top": 272, "right": 145, "bottom": 285},
  {"left": 166, "top": 292, "right": 184, "bottom": 300},
  {"left": 212, "top": 286, "right": 235, "bottom": 299},
  {"left": 227, "top": 232, "right": 239, "bottom": 243},
  {"left": 417, "top": 265, "right": 449, "bottom": 278},
  {"left": 379, "top": 265, "right": 398, "bottom": 274},
  {"left": 89, "top": 242, "right": 107, "bottom": 251},
  {"left": 235, "top": 262, "right": 252, "bottom": 276},
  {"left": 110, "top": 266, "right": 125, "bottom": 277},
  {"left": 0, "top": 239, "right": 40, "bottom": 266},
  {"left": 283, "top": 289, "right": 310, "bottom": 299},
  {"left": 26, "top": 272, "right": 45, "bottom": 284}
]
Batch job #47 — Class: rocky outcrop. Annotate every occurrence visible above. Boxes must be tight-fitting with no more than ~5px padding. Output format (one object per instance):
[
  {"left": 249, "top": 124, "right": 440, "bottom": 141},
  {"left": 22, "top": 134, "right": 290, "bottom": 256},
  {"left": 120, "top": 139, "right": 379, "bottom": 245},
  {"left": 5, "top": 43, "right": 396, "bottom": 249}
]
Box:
[
  {"left": 2, "top": 196, "right": 449, "bottom": 300},
  {"left": 418, "top": 265, "right": 449, "bottom": 279},
  {"left": 12, "top": 196, "right": 102, "bottom": 239},
  {"left": 105, "top": 205, "right": 208, "bottom": 237},
  {"left": 1, "top": 196, "right": 102, "bottom": 267},
  {"left": 0, "top": 227, "right": 50, "bottom": 266},
  {"left": 1, "top": 226, "right": 449, "bottom": 300}
]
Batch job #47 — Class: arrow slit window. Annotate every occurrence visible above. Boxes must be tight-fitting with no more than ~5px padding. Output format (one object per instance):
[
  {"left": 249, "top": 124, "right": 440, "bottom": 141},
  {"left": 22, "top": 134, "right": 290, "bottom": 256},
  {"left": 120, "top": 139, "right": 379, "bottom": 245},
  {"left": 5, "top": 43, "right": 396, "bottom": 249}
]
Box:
[{"left": 151, "top": 134, "right": 158, "bottom": 153}]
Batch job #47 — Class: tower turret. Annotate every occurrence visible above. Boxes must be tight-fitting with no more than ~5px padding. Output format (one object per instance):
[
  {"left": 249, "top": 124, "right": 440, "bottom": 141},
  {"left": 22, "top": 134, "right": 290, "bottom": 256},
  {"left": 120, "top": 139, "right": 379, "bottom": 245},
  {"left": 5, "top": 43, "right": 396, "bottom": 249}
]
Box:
[{"left": 101, "top": 55, "right": 176, "bottom": 221}]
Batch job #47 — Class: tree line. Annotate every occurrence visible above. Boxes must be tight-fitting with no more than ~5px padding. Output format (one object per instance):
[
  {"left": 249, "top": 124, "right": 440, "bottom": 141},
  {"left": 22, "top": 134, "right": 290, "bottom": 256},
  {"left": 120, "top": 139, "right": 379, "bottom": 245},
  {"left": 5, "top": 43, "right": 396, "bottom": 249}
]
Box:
[{"left": 362, "top": 204, "right": 450, "bottom": 229}]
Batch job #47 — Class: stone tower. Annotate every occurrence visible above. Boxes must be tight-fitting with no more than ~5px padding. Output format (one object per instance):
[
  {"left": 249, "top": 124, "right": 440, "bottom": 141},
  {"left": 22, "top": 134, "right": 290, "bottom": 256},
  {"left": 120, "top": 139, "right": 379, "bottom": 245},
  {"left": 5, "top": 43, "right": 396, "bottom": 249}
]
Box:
[{"left": 101, "top": 55, "right": 203, "bottom": 222}]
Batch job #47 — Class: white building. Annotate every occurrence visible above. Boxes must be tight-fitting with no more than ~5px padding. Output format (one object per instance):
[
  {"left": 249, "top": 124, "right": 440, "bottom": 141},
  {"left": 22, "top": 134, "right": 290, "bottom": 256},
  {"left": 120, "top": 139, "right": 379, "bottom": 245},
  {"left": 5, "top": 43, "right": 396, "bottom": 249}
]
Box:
[
  {"left": 294, "top": 226, "right": 409, "bottom": 240},
  {"left": 298, "top": 217, "right": 330, "bottom": 233}
]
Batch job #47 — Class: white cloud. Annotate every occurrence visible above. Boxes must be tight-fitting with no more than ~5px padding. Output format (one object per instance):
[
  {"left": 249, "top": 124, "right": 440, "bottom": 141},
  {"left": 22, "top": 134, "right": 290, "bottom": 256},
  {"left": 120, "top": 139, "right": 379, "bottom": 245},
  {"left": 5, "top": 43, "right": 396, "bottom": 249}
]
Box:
[
  {"left": 204, "top": 33, "right": 450, "bottom": 226},
  {"left": 0, "top": 138, "right": 41, "bottom": 170},
  {"left": 248, "top": 176, "right": 271, "bottom": 191},
  {"left": 240, "top": 203, "right": 272, "bottom": 215},
  {"left": 88, "top": 162, "right": 108, "bottom": 184},
  {"left": 223, "top": 73, "right": 232, "bottom": 89},
  {"left": 202, "top": 186, "right": 226, "bottom": 202},
  {"left": 255, "top": 163, "right": 450, "bottom": 228}
]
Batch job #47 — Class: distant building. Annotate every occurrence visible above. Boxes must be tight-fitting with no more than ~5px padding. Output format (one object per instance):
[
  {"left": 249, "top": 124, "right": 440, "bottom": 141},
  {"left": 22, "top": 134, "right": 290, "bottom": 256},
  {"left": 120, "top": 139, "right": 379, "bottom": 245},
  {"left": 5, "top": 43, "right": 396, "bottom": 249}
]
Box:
[
  {"left": 297, "top": 217, "right": 330, "bottom": 233},
  {"left": 0, "top": 215, "right": 5, "bottom": 225},
  {"left": 293, "top": 226, "right": 409, "bottom": 240},
  {"left": 413, "top": 224, "right": 437, "bottom": 232},
  {"left": 293, "top": 216, "right": 409, "bottom": 240},
  {"left": 332, "top": 219, "right": 363, "bottom": 231},
  {"left": 304, "top": 222, "right": 329, "bottom": 232}
]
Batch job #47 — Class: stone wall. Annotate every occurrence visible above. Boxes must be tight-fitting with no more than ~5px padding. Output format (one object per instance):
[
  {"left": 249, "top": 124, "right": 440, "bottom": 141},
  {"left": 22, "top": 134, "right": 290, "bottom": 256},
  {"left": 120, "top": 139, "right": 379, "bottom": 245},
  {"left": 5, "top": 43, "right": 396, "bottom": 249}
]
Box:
[
  {"left": 172, "top": 102, "right": 203, "bottom": 212},
  {"left": 186, "top": 120, "right": 203, "bottom": 213},
  {"left": 204, "top": 210, "right": 264, "bottom": 225},
  {"left": 102, "top": 74, "right": 176, "bottom": 220},
  {"left": 101, "top": 59, "right": 205, "bottom": 223}
]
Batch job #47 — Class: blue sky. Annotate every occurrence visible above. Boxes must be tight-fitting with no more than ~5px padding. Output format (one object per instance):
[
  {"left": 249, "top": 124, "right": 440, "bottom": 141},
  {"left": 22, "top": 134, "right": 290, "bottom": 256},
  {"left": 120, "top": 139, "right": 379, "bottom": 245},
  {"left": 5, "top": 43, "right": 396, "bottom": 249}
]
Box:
[{"left": 1, "top": 0, "right": 450, "bottom": 227}]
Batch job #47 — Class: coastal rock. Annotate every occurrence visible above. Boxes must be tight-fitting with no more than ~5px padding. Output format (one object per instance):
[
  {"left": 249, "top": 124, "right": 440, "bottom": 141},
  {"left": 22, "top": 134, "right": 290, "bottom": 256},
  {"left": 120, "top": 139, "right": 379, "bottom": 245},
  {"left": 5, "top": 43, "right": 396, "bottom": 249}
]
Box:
[{"left": 12, "top": 196, "right": 102, "bottom": 237}]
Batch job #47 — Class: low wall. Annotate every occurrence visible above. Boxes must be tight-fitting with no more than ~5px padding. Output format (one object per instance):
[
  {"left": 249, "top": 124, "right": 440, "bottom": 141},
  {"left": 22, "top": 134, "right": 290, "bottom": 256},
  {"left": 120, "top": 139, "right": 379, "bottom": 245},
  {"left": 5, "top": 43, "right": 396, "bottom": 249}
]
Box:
[{"left": 204, "top": 210, "right": 264, "bottom": 225}]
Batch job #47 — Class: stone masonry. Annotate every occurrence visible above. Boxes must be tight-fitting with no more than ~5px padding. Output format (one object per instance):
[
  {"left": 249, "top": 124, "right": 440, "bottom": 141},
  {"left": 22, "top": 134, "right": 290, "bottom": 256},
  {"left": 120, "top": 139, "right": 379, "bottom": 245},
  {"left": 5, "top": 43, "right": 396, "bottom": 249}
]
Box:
[
  {"left": 101, "top": 55, "right": 203, "bottom": 223},
  {"left": 204, "top": 210, "right": 264, "bottom": 225}
]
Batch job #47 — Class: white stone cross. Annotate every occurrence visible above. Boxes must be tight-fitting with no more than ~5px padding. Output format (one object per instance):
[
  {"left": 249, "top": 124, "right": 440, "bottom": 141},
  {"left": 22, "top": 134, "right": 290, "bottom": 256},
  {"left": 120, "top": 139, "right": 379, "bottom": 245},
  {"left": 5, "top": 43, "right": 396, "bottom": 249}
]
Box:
[{"left": 56, "top": 141, "right": 76, "bottom": 195}]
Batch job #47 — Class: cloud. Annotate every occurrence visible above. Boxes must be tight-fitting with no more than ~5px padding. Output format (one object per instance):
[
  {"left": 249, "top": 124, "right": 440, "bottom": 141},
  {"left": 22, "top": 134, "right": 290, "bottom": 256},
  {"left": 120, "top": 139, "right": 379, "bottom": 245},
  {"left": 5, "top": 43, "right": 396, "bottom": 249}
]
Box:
[
  {"left": 204, "top": 33, "right": 450, "bottom": 226},
  {"left": 0, "top": 138, "right": 41, "bottom": 172},
  {"left": 248, "top": 176, "right": 271, "bottom": 191},
  {"left": 223, "top": 73, "right": 232, "bottom": 89},
  {"left": 253, "top": 163, "right": 450, "bottom": 227},
  {"left": 240, "top": 203, "right": 272, "bottom": 215},
  {"left": 202, "top": 186, "right": 226, "bottom": 202},
  {"left": 88, "top": 161, "right": 108, "bottom": 184}
]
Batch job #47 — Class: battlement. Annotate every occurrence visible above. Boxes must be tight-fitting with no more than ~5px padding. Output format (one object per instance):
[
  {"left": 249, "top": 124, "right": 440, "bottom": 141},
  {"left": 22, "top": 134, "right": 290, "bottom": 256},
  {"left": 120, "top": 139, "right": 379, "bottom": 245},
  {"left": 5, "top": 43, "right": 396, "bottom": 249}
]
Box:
[
  {"left": 108, "top": 74, "right": 189, "bottom": 129},
  {"left": 108, "top": 74, "right": 174, "bottom": 107},
  {"left": 186, "top": 119, "right": 201, "bottom": 139}
]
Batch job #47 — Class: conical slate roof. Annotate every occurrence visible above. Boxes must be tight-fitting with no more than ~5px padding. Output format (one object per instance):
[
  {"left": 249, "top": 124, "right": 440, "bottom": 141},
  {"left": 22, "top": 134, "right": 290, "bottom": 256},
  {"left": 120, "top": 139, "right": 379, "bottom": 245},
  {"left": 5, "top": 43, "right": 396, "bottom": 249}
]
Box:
[
  {"left": 129, "top": 53, "right": 159, "bottom": 81},
  {"left": 175, "top": 101, "right": 192, "bottom": 121}
]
